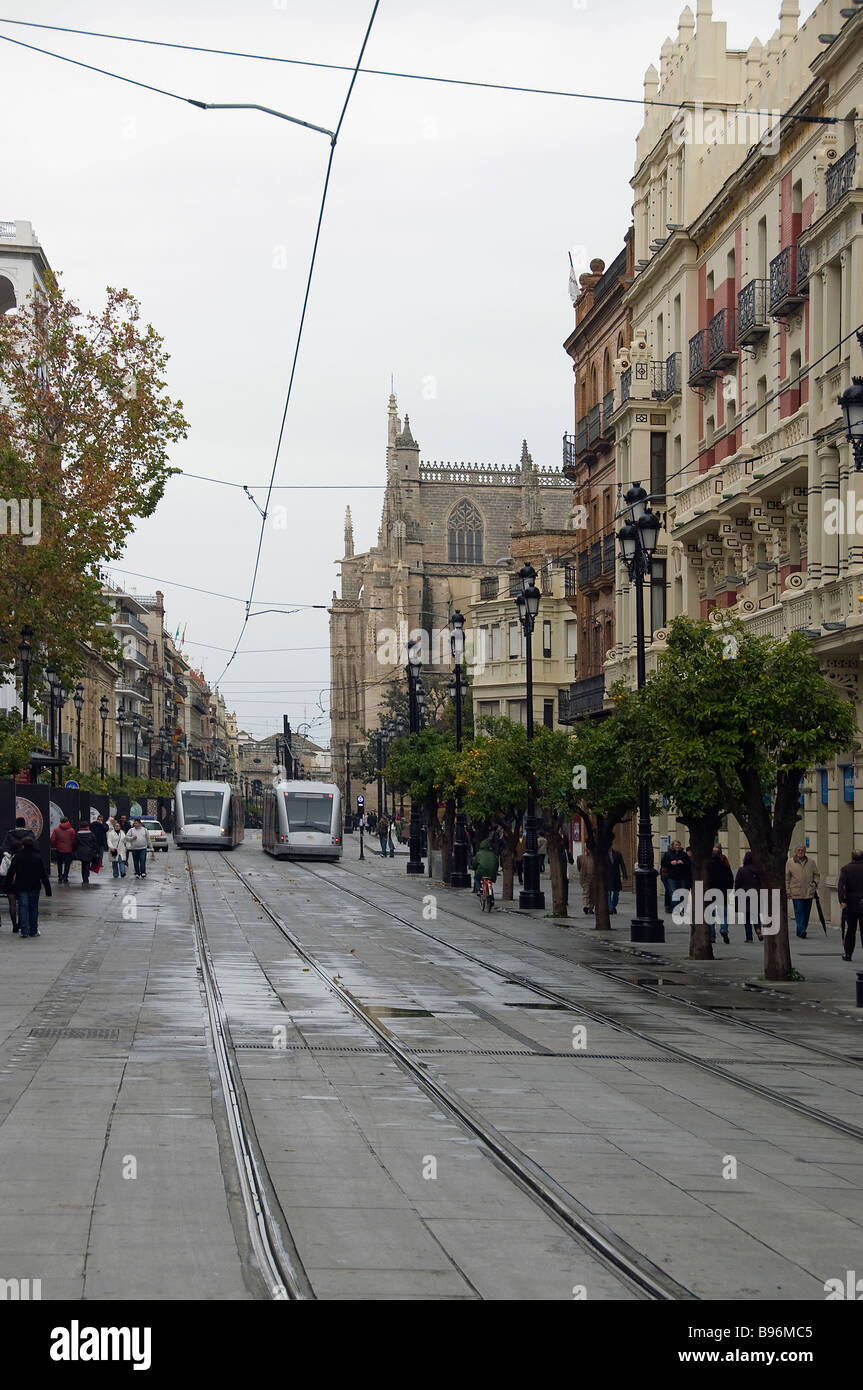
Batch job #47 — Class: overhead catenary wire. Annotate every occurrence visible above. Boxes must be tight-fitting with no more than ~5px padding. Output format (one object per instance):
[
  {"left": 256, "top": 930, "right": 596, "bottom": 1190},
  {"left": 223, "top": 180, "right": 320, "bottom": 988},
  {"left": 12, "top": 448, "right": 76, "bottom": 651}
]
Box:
[{"left": 0, "top": 15, "right": 847, "bottom": 126}]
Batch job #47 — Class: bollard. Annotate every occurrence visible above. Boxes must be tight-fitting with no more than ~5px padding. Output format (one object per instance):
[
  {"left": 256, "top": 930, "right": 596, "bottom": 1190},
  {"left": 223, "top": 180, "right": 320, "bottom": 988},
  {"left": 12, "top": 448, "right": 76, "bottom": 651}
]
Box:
[
  {"left": 857, "top": 971, "right": 863, "bottom": 1009},
  {"left": 359, "top": 825, "right": 364, "bottom": 861}
]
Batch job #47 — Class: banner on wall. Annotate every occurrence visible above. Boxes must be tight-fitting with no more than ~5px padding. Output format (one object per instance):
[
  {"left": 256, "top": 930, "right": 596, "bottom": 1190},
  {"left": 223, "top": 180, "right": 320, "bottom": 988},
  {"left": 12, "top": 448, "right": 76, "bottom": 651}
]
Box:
[{"left": 15, "top": 784, "right": 51, "bottom": 866}]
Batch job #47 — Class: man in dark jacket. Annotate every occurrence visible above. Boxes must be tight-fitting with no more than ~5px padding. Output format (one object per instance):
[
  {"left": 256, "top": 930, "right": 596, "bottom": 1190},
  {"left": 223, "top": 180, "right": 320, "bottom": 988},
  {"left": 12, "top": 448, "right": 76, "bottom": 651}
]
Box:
[
  {"left": 606, "top": 840, "right": 627, "bottom": 915},
  {"left": 838, "top": 850, "right": 863, "bottom": 961},
  {"left": 89, "top": 814, "right": 108, "bottom": 862},
  {"left": 471, "top": 839, "right": 498, "bottom": 894},
  {"left": 706, "top": 845, "right": 734, "bottom": 943},
  {"left": 74, "top": 822, "right": 99, "bottom": 887},
  {"left": 6, "top": 841, "right": 52, "bottom": 936},
  {"left": 660, "top": 840, "right": 691, "bottom": 915},
  {"left": 3, "top": 818, "right": 35, "bottom": 931}
]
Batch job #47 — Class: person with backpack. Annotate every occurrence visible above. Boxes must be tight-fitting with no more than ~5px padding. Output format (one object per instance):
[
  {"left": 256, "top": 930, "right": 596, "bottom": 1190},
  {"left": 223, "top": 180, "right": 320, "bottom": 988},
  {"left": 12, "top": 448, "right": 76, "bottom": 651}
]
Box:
[
  {"left": 5, "top": 839, "right": 52, "bottom": 936},
  {"left": 74, "top": 821, "right": 100, "bottom": 887},
  {"left": 2, "top": 818, "right": 36, "bottom": 931}
]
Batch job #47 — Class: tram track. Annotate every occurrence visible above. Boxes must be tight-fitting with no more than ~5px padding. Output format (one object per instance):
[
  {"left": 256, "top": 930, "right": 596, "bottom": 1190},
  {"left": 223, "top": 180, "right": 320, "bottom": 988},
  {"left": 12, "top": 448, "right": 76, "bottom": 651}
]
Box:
[
  {"left": 186, "top": 856, "right": 314, "bottom": 1301},
  {"left": 288, "top": 859, "right": 863, "bottom": 1147},
  {"left": 211, "top": 850, "right": 697, "bottom": 1302},
  {"left": 321, "top": 860, "right": 863, "bottom": 1071}
]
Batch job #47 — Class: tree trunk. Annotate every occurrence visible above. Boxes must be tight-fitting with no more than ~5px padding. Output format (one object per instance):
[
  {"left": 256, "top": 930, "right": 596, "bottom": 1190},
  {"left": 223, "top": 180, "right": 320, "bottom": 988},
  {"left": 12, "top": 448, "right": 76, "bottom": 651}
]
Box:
[
  {"left": 731, "top": 766, "right": 800, "bottom": 980},
  {"left": 441, "top": 800, "right": 455, "bottom": 883},
  {"left": 544, "top": 814, "right": 568, "bottom": 918},
  {"left": 682, "top": 814, "right": 721, "bottom": 961},
  {"left": 501, "top": 844, "right": 514, "bottom": 901},
  {"left": 589, "top": 819, "right": 612, "bottom": 931}
]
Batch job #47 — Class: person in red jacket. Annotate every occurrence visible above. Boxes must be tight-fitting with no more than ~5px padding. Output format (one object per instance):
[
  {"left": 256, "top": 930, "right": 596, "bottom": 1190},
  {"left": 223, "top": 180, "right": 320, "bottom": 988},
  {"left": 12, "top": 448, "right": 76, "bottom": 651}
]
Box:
[{"left": 50, "top": 817, "right": 77, "bottom": 884}]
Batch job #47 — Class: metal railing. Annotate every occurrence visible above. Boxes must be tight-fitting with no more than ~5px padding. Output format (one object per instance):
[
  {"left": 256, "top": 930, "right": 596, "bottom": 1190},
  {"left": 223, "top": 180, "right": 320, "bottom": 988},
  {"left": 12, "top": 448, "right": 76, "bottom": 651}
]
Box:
[
  {"left": 603, "top": 533, "right": 616, "bottom": 572},
  {"left": 563, "top": 433, "right": 576, "bottom": 472},
  {"left": 587, "top": 402, "right": 601, "bottom": 445},
  {"left": 621, "top": 367, "right": 632, "bottom": 403},
  {"left": 707, "top": 306, "right": 737, "bottom": 365},
  {"left": 602, "top": 389, "right": 615, "bottom": 432},
  {"left": 564, "top": 563, "right": 577, "bottom": 598},
  {"left": 116, "top": 609, "right": 148, "bottom": 638},
  {"left": 576, "top": 417, "right": 588, "bottom": 454},
  {"left": 688, "top": 329, "right": 712, "bottom": 385},
  {"left": 653, "top": 352, "right": 682, "bottom": 398},
  {"left": 567, "top": 673, "right": 605, "bottom": 719},
  {"left": 578, "top": 551, "right": 589, "bottom": 587},
  {"left": 826, "top": 144, "right": 856, "bottom": 210},
  {"left": 589, "top": 540, "right": 602, "bottom": 580},
  {"left": 769, "top": 244, "right": 807, "bottom": 314},
  {"left": 796, "top": 242, "right": 809, "bottom": 291},
  {"left": 480, "top": 576, "right": 498, "bottom": 601},
  {"left": 737, "top": 279, "right": 769, "bottom": 341}
]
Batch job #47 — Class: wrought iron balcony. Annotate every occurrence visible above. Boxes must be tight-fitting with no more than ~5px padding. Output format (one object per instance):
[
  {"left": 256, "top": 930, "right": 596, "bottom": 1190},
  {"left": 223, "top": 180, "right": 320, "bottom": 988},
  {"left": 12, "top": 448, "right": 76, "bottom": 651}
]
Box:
[
  {"left": 577, "top": 550, "right": 589, "bottom": 587},
  {"left": 172, "top": 676, "right": 188, "bottom": 696},
  {"left": 601, "top": 389, "right": 615, "bottom": 434},
  {"left": 603, "top": 533, "right": 616, "bottom": 572},
  {"left": 708, "top": 307, "right": 738, "bottom": 368},
  {"left": 770, "top": 244, "right": 807, "bottom": 316},
  {"left": 796, "top": 243, "right": 809, "bottom": 293},
  {"left": 566, "top": 673, "right": 605, "bottom": 719},
  {"left": 576, "top": 417, "right": 588, "bottom": 454},
  {"left": 480, "top": 575, "right": 498, "bottom": 601},
  {"left": 826, "top": 144, "right": 857, "bottom": 210},
  {"left": 737, "top": 279, "right": 770, "bottom": 343},
  {"left": 587, "top": 402, "right": 602, "bottom": 446},
  {"left": 563, "top": 433, "right": 576, "bottom": 473},
  {"left": 558, "top": 689, "right": 572, "bottom": 724},
  {"left": 589, "top": 541, "right": 602, "bottom": 580},
  {"left": 564, "top": 563, "right": 577, "bottom": 598},
  {"left": 115, "top": 609, "right": 148, "bottom": 638},
  {"left": 621, "top": 367, "right": 632, "bottom": 403},
  {"left": 688, "top": 329, "right": 713, "bottom": 386}
]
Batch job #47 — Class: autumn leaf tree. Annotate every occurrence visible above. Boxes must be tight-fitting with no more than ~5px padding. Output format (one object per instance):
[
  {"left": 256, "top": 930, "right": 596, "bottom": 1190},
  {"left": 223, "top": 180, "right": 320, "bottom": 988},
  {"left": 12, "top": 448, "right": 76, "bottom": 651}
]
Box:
[{"left": 0, "top": 273, "right": 188, "bottom": 700}]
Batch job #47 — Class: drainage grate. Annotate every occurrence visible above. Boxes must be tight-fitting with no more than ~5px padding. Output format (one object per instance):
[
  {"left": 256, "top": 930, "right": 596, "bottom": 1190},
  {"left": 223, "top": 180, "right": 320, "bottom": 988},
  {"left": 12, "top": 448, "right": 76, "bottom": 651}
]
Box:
[
  {"left": 233, "top": 1042, "right": 384, "bottom": 1052},
  {"left": 30, "top": 1027, "right": 120, "bottom": 1040}
]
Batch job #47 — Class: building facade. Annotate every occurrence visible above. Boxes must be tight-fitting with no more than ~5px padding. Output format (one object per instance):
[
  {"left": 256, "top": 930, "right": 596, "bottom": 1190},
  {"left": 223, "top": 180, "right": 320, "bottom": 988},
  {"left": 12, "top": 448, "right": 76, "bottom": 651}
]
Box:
[{"left": 329, "top": 396, "right": 573, "bottom": 803}]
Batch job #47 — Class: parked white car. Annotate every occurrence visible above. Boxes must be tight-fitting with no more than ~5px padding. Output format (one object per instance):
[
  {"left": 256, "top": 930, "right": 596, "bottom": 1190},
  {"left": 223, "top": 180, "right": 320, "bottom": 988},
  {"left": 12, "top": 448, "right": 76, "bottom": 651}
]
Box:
[{"left": 141, "top": 818, "right": 169, "bottom": 852}]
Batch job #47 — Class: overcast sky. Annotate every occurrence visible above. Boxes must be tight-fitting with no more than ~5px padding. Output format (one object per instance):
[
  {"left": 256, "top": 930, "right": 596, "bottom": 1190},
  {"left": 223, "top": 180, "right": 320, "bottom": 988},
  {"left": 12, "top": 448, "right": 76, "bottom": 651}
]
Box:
[{"left": 1, "top": 0, "right": 806, "bottom": 740}]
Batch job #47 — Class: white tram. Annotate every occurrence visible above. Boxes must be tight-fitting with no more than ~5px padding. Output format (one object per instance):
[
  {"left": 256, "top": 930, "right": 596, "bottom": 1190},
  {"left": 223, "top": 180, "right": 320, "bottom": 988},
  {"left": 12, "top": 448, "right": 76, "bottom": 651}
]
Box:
[
  {"left": 262, "top": 780, "right": 342, "bottom": 860},
  {"left": 173, "top": 781, "right": 244, "bottom": 849}
]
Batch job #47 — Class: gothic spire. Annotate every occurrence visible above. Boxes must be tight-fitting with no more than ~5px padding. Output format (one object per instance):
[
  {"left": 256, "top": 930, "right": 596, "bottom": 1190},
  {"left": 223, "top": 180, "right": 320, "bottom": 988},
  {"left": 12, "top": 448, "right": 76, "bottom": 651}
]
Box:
[{"left": 344, "top": 506, "right": 354, "bottom": 557}]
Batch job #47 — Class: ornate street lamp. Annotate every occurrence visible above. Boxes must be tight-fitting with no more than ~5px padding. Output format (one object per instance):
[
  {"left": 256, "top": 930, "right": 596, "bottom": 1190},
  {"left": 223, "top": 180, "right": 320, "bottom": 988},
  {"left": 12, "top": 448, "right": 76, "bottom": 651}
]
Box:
[
  {"left": 46, "top": 666, "right": 59, "bottom": 784},
  {"left": 345, "top": 738, "right": 353, "bottom": 833},
  {"left": 56, "top": 685, "right": 68, "bottom": 778},
  {"left": 18, "top": 626, "right": 33, "bottom": 727},
  {"left": 99, "top": 695, "right": 109, "bottom": 778},
  {"left": 839, "top": 328, "right": 863, "bottom": 471},
  {"left": 117, "top": 707, "right": 126, "bottom": 787},
  {"left": 618, "top": 482, "right": 663, "bottom": 943},
  {"left": 131, "top": 710, "right": 141, "bottom": 779},
  {"left": 515, "top": 563, "right": 545, "bottom": 910},
  {"left": 449, "top": 609, "right": 470, "bottom": 889},
  {"left": 405, "top": 639, "right": 425, "bottom": 875},
  {"left": 73, "top": 682, "right": 84, "bottom": 770},
  {"left": 387, "top": 720, "right": 397, "bottom": 817}
]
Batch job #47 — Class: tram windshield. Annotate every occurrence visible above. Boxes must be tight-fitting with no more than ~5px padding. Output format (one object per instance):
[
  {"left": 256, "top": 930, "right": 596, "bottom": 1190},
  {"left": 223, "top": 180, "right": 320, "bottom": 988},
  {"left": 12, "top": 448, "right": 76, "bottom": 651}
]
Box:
[
  {"left": 181, "top": 790, "right": 224, "bottom": 825},
  {"left": 284, "top": 792, "right": 333, "bottom": 833}
]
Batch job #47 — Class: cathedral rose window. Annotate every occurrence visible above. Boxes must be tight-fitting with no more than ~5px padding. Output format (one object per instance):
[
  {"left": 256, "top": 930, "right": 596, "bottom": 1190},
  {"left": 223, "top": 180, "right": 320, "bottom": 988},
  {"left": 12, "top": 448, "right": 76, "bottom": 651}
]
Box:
[{"left": 448, "top": 500, "right": 484, "bottom": 563}]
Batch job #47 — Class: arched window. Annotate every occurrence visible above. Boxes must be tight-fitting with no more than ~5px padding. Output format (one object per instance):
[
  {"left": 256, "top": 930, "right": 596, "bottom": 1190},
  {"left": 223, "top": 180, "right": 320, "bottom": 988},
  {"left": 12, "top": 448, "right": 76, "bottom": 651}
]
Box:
[
  {"left": 591, "top": 364, "right": 598, "bottom": 406},
  {"left": 448, "top": 500, "right": 484, "bottom": 564},
  {"left": 0, "top": 275, "right": 15, "bottom": 315},
  {"left": 602, "top": 349, "right": 611, "bottom": 396}
]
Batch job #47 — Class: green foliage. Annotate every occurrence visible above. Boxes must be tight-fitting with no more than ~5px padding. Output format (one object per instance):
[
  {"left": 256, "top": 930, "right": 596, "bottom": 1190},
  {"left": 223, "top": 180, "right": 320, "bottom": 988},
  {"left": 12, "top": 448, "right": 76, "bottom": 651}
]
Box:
[
  {"left": 454, "top": 718, "right": 528, "bottom": 823},
  {"left": 383, "top": 730, "right": 457, "bottom": 804},
  {"left": 0, "top": 710, "right": 38, "bottom": 776}
]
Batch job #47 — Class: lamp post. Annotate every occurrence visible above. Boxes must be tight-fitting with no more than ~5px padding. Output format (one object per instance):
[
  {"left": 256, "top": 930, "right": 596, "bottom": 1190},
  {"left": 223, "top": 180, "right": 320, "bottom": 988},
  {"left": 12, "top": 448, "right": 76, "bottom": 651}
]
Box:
[
  {"left": 131, "top": 711, "right": 141, "bottom": 779},
  {"left": 617, "top": 482, "right": 664, "bottom": 943},
  {"left": 387, "top": 720, "right": 397, "bottom": 818},
  {"left": 56, "top": 685, "right": 67, "bottom": 778},
  {"left": 838, "top": 328, "right": 863, "bottom": 470},
  {"left": 449, "top": 609, "right": 471, "bottom": 889},
  {"left": 117, "top": 707, "right": 126, "bottom": 787},
  {"left": 99, "top": 695, "right": 109, "bottom": 779},
  {"left": 18, "top": 626, "right": 33, "bottom": 727},
  {"left": 73, "top": 683, "right": 84, "bottom": 770},
  {"left": 46, "top": 667, "right": 58, "bottom": 785},
  {"left": 515, "top": 563, "right": 545, "bottom": 910},
  {"left": 345, "top": 739, "right": 353, "bottom": 832},
  {"left": 376, "top": 731, "right": 383, "bottom": 819},
  {"left": 405, "top": 639, "right": 425, "bottom": 875}
]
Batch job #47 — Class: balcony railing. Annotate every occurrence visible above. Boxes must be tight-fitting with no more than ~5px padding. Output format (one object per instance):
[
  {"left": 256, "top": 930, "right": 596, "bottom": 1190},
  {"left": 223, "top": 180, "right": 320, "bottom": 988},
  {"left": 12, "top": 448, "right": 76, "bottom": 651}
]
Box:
[
  {"left": 539, "top": 565, "right": 553, "bottom": 595},
  {"left": 587, "top": 402, "right": 601, "bottom": 446},
  {"left": 601, "top": 389, "right": 615, "bottom": 433},
  {"left": 115, "top": 675, "right": 150, "bottom": 699},
  {"left": 589, "top": 541, "right": 602, "bottom": 580},
  {"left": 563, "top": 433, "right": 576, "bottom": 473},
  {"left": 564, "top": 563, "right": 577, "bottom": 598},
  {"left": 737, "top": 279, "right": 770, "bottom": 343},
  {"left": 796, "top": 243, "right": 809, "bottom": 292},
  {"left": 603, "top": 533, "right": 616, "bottom": 572},
  {"left": 558, "top": 689, "right": 572, "bottom": 724},
  {"left": 688, "top": 329, "right": 713, "bottom": 386},
  {"left": 173, "top": 676, "right": 188, "bottom": 696},
  {"left": 621, "top": 367, "right": 632, "bottom": 403},
  {"left": 770, "top": 244, "right": 807, "bottom": 315},
  {"left": 576, "top": 418, "right": 588, "bottom": 454},
  {"left": 480, "top": 575, "right": 498, "bottom": 601},
  {"left": 115, "top": 609, "right": 148, "bottom": 638},
  {"left": 826, "top": 144, "right": 856, "bottom": 210},
  {"left": 578, "top": 550, "right": 589, "bottom": 587},
  {"left": 567, "top": 673, "right": 606, "bottom": 720},
  {"left": 707, "top": 306, "right": 738, "bottom": 367}
]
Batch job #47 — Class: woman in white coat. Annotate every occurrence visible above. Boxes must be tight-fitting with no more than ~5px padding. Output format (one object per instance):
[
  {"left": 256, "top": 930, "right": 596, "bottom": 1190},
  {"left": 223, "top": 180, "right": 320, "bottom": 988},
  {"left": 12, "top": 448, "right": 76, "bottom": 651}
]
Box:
[{"left": 107, "top": 820, "right": 129, "bottom": 879}]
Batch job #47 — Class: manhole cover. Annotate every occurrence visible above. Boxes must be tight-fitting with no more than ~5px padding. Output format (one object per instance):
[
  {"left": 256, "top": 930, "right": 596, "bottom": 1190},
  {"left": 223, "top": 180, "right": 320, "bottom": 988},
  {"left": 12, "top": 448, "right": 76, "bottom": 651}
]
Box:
[{"left": 502, "top": 1002, "right": 568, "bottom": 1010}]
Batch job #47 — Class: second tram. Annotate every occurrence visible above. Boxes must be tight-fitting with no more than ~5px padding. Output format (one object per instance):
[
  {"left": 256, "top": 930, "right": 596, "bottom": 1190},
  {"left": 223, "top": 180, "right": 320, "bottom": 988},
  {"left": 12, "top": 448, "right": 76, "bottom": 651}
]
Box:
[
  {"left": 262, "top": 781, "right": 342, "bottom": 860},
  {"left": 173, "top": 781, "right": 244, "bottom": 849}
]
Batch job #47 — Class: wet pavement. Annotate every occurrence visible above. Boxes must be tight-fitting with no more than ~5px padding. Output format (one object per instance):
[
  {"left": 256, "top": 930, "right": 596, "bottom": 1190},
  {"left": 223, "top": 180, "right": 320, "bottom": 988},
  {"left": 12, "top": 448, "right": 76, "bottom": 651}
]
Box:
[{"left": 2, "top": 836, "right": 863, "bottom": 1301}]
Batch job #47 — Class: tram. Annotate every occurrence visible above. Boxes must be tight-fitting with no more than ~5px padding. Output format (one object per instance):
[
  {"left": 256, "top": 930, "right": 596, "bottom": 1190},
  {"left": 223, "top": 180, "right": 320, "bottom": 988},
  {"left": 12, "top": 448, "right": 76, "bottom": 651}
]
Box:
[
  {"left": 262, "top": 780, "right": 342, "bottom": 860},
  {"left": 173, "top": 781, "right": 244, "bottom": 849}
]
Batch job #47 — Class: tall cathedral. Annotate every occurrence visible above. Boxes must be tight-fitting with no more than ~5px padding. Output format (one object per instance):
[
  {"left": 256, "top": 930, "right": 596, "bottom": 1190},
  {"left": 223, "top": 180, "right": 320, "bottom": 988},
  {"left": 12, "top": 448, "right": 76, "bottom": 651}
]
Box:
[{"left": 329, "top": 395, "right": 572, "bottom": 797}]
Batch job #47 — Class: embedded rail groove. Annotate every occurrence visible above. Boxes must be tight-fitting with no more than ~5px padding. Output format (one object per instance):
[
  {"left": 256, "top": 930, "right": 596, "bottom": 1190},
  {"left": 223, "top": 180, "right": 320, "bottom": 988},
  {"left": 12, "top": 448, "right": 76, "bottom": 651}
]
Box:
[
  {"left": 294, "top": 862, "right": 863, "bottom": 1147},
  {"left": 215, "top": 852, "right": 696, "bottom": 1302},
  {"left": 185, "top": 856, "right": 314, "bottom": 1301}
]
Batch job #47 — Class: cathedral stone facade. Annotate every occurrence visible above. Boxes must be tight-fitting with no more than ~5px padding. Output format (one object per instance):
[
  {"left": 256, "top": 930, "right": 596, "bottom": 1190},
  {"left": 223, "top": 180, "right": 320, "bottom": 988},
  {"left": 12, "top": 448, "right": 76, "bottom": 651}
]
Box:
[{"left": 329, "top": 396, "right": 573, "bottom": 800}]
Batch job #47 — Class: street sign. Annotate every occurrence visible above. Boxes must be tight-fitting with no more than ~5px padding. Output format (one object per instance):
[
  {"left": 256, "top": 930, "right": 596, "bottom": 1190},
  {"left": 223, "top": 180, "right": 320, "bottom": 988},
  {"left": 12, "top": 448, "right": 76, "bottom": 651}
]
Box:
[
  {"left": 65, "top": 780, "right": 79, "bottom": 789},
  {"left": 357, "top": 794, "right": 364, "bottom": 809}
]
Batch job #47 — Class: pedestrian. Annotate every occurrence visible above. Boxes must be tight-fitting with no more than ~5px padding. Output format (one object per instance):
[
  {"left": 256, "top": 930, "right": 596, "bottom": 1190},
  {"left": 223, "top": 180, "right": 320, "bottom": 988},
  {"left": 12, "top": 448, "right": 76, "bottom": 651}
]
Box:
[
  {"left": 2, "top": 817, "right": 36, "bottom": 931},
  {"left": 837, "top": 849, "right": 863, "bottom": 961},
  {"left": 577, "top": 846, "right": 595, "bottom": 913},
  {"left": 89, "top": 813, "right": 108, "bottom": 871},
  {"left": 606, "top": 839, "right": 627, "bottom": 915},
  {"left": 50, "top": 816, "right": 77, "bottom": 884},
  {"left": 785, "top": 845, "right": 818, "bottom": 939},
  {"left": 107, "top": 819, "right": 129, "bottom": 878},
  {"left": 705, "top": 844, "right": 734, "bottom": 944},
  {"left": 74, "top": 821, "right": 99, "bottom": 887},
  {"left": 660, "top": 839, "right": 691, "bottom": 917},
  {"left": 5, "top": 838, "right": 52, "bottom": 937},
  {"left": 378, "top": 814, "right": 390, "bottom": 858},
  {"left": 394, "top": 815, "right": 402, "bottom": 844},
  {"left": 127, "top": 819, "right": 152, "bottom": 878},
  {"left": 734, "top": 851, "right": 763, "bottom": 943},
  {"left": 471, "top": 838, "right": 498, "bottom": 894},
  {"left": 514, "top": 832, "right": 526, "bottom": 885},
  {"left": 537, "top": 832, "right": 547, "bottom": 875},
  {"left": 557, "top": 839, "right": 573, "bottom": 907},
  {"left": 367, "top": 810, "right": 377, "bottom": 834}
]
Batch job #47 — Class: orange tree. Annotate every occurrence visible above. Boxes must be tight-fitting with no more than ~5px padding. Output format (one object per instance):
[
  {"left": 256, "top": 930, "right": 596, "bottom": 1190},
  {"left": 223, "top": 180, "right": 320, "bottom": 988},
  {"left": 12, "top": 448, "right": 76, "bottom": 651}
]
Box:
[{"left": 454, "top": 719, "right": 528, "bottom": 899}]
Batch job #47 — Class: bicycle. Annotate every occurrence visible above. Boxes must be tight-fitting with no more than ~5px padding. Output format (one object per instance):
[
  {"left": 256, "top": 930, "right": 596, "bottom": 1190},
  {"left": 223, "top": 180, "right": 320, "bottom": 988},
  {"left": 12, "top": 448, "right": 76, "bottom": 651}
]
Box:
[{"left": 479, "top": 876, "right": 495, "bottom": 912}]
